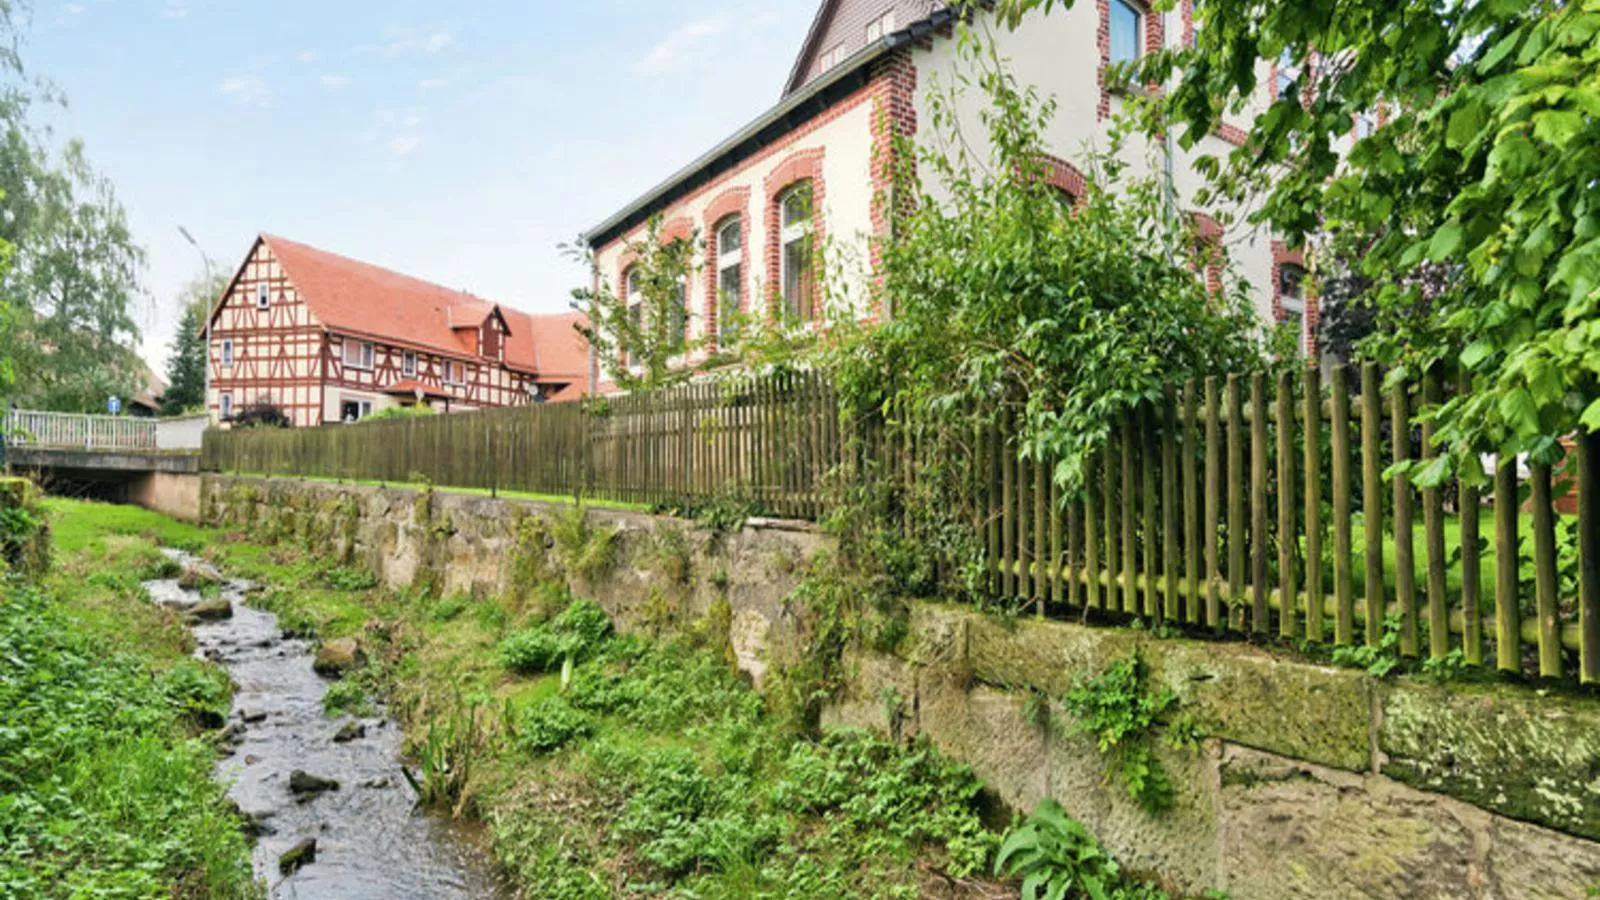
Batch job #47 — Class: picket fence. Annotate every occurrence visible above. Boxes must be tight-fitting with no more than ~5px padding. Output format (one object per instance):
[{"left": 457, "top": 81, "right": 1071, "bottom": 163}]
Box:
[{"left": 201, "top": 365, "right": 1600, "bottom": 684}]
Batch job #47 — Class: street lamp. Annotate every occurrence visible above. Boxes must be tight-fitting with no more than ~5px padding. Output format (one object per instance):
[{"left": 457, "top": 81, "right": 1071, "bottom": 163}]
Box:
[{"left": 178, "top": 226, "right": 217, "bottom": 423}]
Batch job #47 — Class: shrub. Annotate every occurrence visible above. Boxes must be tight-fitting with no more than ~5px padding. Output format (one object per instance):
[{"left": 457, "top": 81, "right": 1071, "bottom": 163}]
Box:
[
  {"left": 516, "top": 698, "right": 593, "bottom": 755},
  {"left": 498, "top": 599, "right": 614, "bottom": 675}
]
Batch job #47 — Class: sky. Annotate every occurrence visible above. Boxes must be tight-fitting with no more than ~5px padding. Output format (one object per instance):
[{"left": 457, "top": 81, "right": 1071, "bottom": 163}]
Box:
[{"left": 21, "top": 0, "right": 822, "bottom": 373}]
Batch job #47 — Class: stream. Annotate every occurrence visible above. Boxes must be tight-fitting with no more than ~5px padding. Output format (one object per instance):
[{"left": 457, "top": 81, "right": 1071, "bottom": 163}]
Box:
[{"left": 145, "top": 551, "right": 508, "bottom": 899}]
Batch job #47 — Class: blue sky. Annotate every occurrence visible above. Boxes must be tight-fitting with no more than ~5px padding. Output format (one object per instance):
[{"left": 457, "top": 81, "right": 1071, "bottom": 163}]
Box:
[{"left": 23, "top": 0, "right": 821, "bottom": 370}]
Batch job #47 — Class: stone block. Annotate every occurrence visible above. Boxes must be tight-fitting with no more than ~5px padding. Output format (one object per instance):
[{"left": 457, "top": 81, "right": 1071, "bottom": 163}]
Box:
[{"left": 1381, "top": 680, "right": 1600, "bottom": 841}]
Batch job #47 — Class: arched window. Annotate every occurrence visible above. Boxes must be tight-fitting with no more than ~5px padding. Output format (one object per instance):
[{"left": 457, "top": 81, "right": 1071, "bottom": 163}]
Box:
[
  {"left": 623, "top": 267, "right": 642, "bottom": 367},
  {"left": 715, "top": 216, "right": 742, "bottom": 343},
  {"left": 779, "top": 183, "right": 814, "bottom": 321},
  {"left": 1278, "top": 261, "right": 1308, "bottom": 356}
]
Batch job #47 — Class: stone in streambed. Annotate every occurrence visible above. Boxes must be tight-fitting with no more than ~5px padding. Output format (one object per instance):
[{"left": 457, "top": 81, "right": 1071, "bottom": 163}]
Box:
[
  {"left": 278, "top": 837, "right": 316, "bottom": 874},
  {"left": 177, "top": 565, "right": 223, "bottom": 591},
  {"left": 188, "top": 596, "right": 233, "bottom": 621},
  {"left": 332, "top": 721, "right": 366, "bottom": 743},
  {"left": 312, "top": 638, "right": 364, "bottom": 677},
  {"left": 288, "top": 770, "right": 340, "bottom": 799},
  {"left": 240, "top": 709, "right": 268, "bottom": 724}
]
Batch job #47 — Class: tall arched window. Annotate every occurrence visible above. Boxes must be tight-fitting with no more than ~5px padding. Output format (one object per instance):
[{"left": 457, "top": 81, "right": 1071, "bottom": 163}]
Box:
[
  {"left": 623, "top": 267, "right": 642, "bottom": 367},
  {"left": 1278, "top": 261, "right": 1308, "bottom": 357},
  {"left": 779, "top": 183, "right": 814, "bottom": 321},
  {"left": 715, "top": 216, "right": 742, "bottom": 343}
]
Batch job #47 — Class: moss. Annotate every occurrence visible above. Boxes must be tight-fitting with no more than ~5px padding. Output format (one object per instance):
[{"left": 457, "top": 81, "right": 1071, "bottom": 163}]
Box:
[
  {"left": 0, "top": 477, "right": 50, "bottom": 577},
  {"left": 1380, "top": 680, "right": 1600, "bottom": 840}
]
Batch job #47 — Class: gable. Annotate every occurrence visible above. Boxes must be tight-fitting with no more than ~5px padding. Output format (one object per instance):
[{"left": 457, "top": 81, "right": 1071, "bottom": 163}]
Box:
[
  {"left": 785, "top": 0, "right": 942, "bottom": 95},
  {"left": 205, "top": 237, "right": 323, "bottom": 334}
]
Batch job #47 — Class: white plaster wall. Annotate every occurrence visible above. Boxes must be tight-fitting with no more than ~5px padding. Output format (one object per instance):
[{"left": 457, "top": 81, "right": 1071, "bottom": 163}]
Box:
[
  {"left": 912, "top": 8, "right": 1284, "bottom": 325},
  {"left": 593, "top": 91, "right": 882, "bottom": 360}
]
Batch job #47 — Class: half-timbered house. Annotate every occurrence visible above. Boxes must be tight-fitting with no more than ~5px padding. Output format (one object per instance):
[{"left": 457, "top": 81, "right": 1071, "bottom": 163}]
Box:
[{"left": 206, "top": 234, "right": 587, "bottom": 427}]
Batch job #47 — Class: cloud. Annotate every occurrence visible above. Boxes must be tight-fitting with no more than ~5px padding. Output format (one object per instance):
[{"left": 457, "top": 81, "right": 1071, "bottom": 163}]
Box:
[
  {"left": 63, "top": 4, "right": 84, "bottom": 15},
  {"left": 360, "top": 28, "right": 454, "bottom": 58},
  {"left": 633, "top": 17, "right": 729, "bottom": 77},
  {"left": 389, "top": 135, "right": 421, "bottom": 156},
  {"left": 217, "top": 75, "right": 270, "bottom": 106},
  {"left": 319, "top": 74, "right": 351, "bottom": 90},
  {"left": 160, "top": 0, "right": 188, "bottom": 20},
  {"left": 296, "top": 50, "right": 317, "bottom": 64},
  {"left": 418, "top": 77, "right": 449, "bottom": 90}
]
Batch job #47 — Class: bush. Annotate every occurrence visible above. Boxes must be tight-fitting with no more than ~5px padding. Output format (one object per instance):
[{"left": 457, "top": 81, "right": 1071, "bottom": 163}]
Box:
[
  {"left": 498, "top": 599, "right": 613, "bottom": 675},
  {"left": 516, "top": 698, "right": 593, "bottom": 755}
]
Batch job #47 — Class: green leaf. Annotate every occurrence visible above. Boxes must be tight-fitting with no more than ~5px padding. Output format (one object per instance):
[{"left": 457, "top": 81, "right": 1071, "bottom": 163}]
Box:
[
  {"left": 1532, "top": 109, "right": 1585, "bottom": 148},
  {"left": 1429, "top": 223, "right": 1465, "bottom": 261},
  {"left": 1447, "top": 102, "right": 1486, "bottom": 150},
  {"left": 1580, "top": 398, "right": 1600, "bottom": 433},
  {"left": 1460, "top": 339, "right": 1496, "bottom": 369}
]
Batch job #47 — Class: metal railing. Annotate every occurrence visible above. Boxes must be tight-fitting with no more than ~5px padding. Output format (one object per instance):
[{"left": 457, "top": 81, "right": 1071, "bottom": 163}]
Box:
[{"left": 4, "top": 409, "right": 159, "bottom": 452}]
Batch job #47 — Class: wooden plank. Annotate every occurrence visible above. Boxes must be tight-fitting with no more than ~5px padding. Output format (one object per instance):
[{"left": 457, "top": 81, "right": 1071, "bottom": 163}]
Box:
[
  {"left": 1162, "top": 387, "right": 1178, "bottom": 624},
  {"left": 1421, "top": 367, "right": 1450, "bottom": 661},
  {"left": 1050, "top": 463, "right": 1063, "bottom": 611},
  {"left": 1121, "top": 410, "right": 1137, "bottom": 616},
  {"left": 1036, "top": 449, "right": 1049, "bottom": 616},
  {"left": 1495, "top": 455, "right": 1521, "bottom": 672},
  {"left": 1183, "top": 380, "right": 1200, "bottom": 624},
  {"left": 1002, "top": 410, "right": 1017, "bottom": 599},
  {"left": 1250, "top": 373, "right": 1269, "bottom": 633},
  {"left": 1393, "top": 380, "right": 1418, "bottom": 656},
  {"left": 1580, "top": 430, "right": 1600, "bottom": 684},
  {"left": 1142, "top": 404, "right": 1158, "bottom": 619},
  {"left": 1227, "top": 374, "right": 1245, "bottom": 630},
  {"left": 988, "top": 419, "right": 1002, "bottom": 597},
  {"left": 1086, "top": 447, "right": 1102, "bottom": 610},
  {"left": 1362, "top": 363, "right": 1385, "bottom": 646},
  {"left": 1531, "top": 461, "right": 1562, "bottom": 678},
  {"left": 1277, "top": 369, "right": 1297, "bottom": 639},
  {"left": 1107, "top": 427, "right": 1121, "bottom": 614},
  {"left": 1329, "top": 365, "right": 1353, "bottom": 645},
  {"left": 1205, "top": 376, "right": 1222, "bottom": 630}
]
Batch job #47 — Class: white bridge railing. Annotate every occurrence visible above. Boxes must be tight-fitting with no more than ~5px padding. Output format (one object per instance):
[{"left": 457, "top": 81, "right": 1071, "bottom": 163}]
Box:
[{"left": 4, "top": 409, "right": 160, "bottom": 452}]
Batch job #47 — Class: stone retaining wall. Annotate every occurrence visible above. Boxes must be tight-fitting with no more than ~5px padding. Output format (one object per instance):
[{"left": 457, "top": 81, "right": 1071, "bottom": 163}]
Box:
[{"left": 201, "top": 475, "right": 1600, "bottom": 899}]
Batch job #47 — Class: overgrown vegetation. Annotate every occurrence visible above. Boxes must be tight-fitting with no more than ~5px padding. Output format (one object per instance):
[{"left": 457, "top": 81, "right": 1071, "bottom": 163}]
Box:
[
  {"left": 3, "top": 499, "right": 258, "bottom": 898},
  {"left": 997, "top": 799, "right": 1183, "bottom": 900},
  {"left": 1062, "top": 650, "right": 1200, "bottom": 814}
]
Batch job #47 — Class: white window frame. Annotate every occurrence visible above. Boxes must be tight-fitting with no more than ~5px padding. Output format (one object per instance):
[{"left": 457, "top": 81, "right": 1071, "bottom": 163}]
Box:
[
  {"left": 220, "top": 392, "right": 233, "bottom": 420},
  {"left": 1109, "top": 0, "right": 1143, "bottom": 67},
  {"left": 819, "top": 43, "right": 846, "bottom": 72},
  {"left": 624, "top": 268, "right": 643, "bottom": 367},
  {"left": 1354, "top": 111, "right": 1377, "bottom": 140},
  {"left": 444, "top": 360, "right": 466, "bottom": 386},
  {"left": 343, "top": 339, "right": 375, "bottom": 370},
  {"left": 716, "top": 216, "right": 742, "bottom": 343},
  {"left": 220, "top": 339, "right": 234, "bottom": 368},
  {"left": 402, "top": 350, "right": 417, "bottom": 377},
  {"left": 340, "top": 395, "right": 374, "bottom": 423},
  {"left": 256, "top": 282, "right": 270, "bottom": 310},
  {"left": 1279, "top": 262, "right": 1308, "bottom": 356},
  {"left": 780, "top": 183, "right": 815, "bottom": 322},
  {"left": 866, "top": 11, "right": 896, "bottom": 42}
]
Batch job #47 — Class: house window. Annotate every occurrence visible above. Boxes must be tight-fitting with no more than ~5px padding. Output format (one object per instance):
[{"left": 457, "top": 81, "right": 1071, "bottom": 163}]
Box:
[
  {"left": 1109, "top": 0, "right": 1143, "bottom": 66},
  {"left": 402, "top": 350, "right": 417, "bottom": 377},
  {"left": 340, "top": 397, "right": 374, "bottom": 423},
  {"left": 444, "top": 360, "right": 465, "bottom": 385},
  {"left": 342, "top": 339, "right": 375, "bottom": 370},
  {"left": 716, "top": 216, "right": 742, "bottom": 344},
  {"left": 221, "top": 339, "right": 234, "bottom": 367},
  {"left": 1354, "top": 111, "right": 1376, "bottom": 140},
  {"left": 220, "top": 392, "right": 233, "bottom": 420},
  {"left": 1276, "top": 50, "right": 1299, "bottom": 101},
  {"left": 1279, "top": 262, "right": 1307, "bottom": 356},
  {"left": 256, "top": 283, "right": 270, "bottom": 310},
  {"left": 819, "top": 43, "right": 846, "bottom": 72},
  {"left": 670, "top": 280, "right": 687, "bottom": 354},
  {"left": 866, "top": 11, "right": 896, "bottom": 42},
  {"left": 780, "top": 183, "right": 815, "bottom": 321}
]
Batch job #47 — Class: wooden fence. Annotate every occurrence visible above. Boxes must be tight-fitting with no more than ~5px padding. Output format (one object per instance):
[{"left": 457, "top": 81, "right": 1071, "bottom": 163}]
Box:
[{"left": 201, "top": 365, "right": 1600, "bottom": 684}]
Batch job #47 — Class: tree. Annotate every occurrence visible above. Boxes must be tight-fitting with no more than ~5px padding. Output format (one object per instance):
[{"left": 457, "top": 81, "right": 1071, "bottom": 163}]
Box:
[
  {"left": 161, "top": 272, "right": 227, "bottom": 415},
  {"left": 996, "top": 0, "right": 1600, "bottom": 480},
  {"left": 567, "top": 216, "right": 697, "bottom": 393}
]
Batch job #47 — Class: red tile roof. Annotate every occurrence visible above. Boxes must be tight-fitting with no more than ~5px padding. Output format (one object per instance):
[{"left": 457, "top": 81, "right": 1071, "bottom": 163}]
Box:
[{"left": 253, "top": 234, "right": 585, "bottom": 382}]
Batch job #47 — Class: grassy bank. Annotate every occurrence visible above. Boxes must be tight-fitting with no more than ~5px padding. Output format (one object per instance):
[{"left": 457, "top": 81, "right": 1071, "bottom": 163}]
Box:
[{"left": 3, "top": 501, "right": 257, "bottom": 897}]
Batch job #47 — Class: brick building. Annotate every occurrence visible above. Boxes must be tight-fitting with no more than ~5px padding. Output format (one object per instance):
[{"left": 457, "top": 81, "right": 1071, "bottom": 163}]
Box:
[
  {"left": 204, "top": 234, "right": 587, "bottom": 427},
  {"left": 583, "top": 0, "right": 1329, "bottom": 373}
]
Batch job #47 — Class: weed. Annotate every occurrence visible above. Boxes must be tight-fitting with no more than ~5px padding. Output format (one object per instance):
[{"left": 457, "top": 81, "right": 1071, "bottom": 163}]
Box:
[
  {"left": 428, "top": 594, "right": 470, "bottom": 624},
  {"left": 550, "top": 504, "right": 620, "bottom": 582},
  {"left": 996, "top": 798, "right": 1175, "bottom": 900},
  {"left": 1062, "top": 649, "right": 1187, "bottom": 814},
  {"left": 652, "top": 527, "right": 693, "bottom": 585},
  {"left": 324, "top": 565, "right": 379, "bottom": 591},
  {"left": 1330, "top": 612, "right": 1404, "bottom": 678},
  {"left": 405, "top": 699, "right": 487, "bottom": 819},
  {"left": 515, "top": 697, "right": 593, "bottom": 755},
  {"left": 323, "top": 679, "right": 376, "bottom": 717},
  {"left": 498, "top": 599, "right": 614, "bottom": 675}
]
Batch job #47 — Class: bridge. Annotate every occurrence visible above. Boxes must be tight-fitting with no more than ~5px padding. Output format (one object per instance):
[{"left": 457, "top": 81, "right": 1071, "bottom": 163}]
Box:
[{"left": 5, "top": 409, "right": 205, "bottom": 512}]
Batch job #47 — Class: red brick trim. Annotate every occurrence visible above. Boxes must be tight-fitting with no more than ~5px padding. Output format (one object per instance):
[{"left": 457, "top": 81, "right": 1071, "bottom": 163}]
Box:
[
  {"left": 1191, "top": 212, "right": 1224, "bottom": 295},
  {"left": 1216, "top": 123, "right": 1248, "bottom": 146},
  {"left": 1098, "top": 0, "right": 1163, "bottom": 121},
  {"left": 1181, "top": 0, "right": 1194, "bottom": 48},
  {"left": 702, "top": 187, "right": 751, "bottom": 348},
  {"left": 1271, "top": 240, "right": 1316, "bottom": 359},
  {"left": 660, "top": 216, "right": 693, "bottom": 244},
  {"left": 869, "top": 49, "right": 917, "bottom": 316},
  {"left": 1034, "top": 154, "right": 1087, "bottom": 199},
  {"left": 764, "top": 148, "right": 827, "bottom": 322}
]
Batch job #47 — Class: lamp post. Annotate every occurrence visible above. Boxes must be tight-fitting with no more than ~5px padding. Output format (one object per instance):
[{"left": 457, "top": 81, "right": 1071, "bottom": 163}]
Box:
[{"left": 179, "top": 226, "right": 217, "bottom": 423}]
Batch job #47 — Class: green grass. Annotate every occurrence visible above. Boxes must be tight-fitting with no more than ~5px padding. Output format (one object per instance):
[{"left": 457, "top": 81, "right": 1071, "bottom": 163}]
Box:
[
  {"left": 220, "top": 471, "right": 652, "bottom": 513},
  {"left": 4, "top": 501, "right": 259, "bottom": 898}
]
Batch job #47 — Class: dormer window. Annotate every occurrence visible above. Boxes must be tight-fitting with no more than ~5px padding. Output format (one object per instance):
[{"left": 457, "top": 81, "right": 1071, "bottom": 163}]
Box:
[
  {"left": 256, "top": 283, "right": 270, "bottom": 310},
  {"left": 819, "top": 43, "right": 846, "bottom": 72},
  {"left": 866, "top": 11, "right": 895, "bottom": 42}
]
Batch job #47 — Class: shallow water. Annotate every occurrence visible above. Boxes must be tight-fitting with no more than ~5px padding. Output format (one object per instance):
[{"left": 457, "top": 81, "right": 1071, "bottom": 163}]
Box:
[{"left": 147, "top": 552, "right": 507, "bottom": 899}]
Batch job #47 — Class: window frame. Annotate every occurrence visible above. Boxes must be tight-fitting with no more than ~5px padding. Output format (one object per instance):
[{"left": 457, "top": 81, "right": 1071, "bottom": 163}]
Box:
[
  {"left": 715, "top": 216, "right": 742, "bottom": 344},
  {"left": 1278, "top": 262, "right": 1308, "bottom": 355},
  {"left": 779, "top": 183, "right": 815, "bottom": 322},
  {"left": 1108, "top": 0, "right": 1144, "bottom": 67},
  {"left": 866, "top": 11, "right": 896, "bottom": 42},
  {"left": 340, "top": 396, "right": 374, "bottom": 423},
  {"left": 220, "top": 392, "right": 233, "bottom": 420},
  {"left": 220, "top": 339, "right": 234, "bottom": 368},
  {"left": 819, "top": 43, "right": 846, "bottom": 72},
  {"left": 402, "top": 349, "right": 418, "bottom": 378},
  {"left": 623, "top": 267, "right": 643, "bottom": 367},
  {"left": 256, "top": 282, "right": 270, "bottom": 310},
  {"left": 342, "top": 339, "right": 375, "bottom": 370},
  {"left": 443, "top": 359, "right": 466, "bottom": 386}
]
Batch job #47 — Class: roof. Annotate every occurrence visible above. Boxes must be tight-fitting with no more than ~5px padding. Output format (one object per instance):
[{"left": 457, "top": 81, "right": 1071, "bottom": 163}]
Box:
[
  {"left": 381, "top": 379, "right": 453, "bottom": 399},
  {"left": 212, "top": 234, "right": 586, "bottom": 381},
  {"left": 581, "top": 4, "right": 961, "bottom": 250}
]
